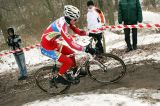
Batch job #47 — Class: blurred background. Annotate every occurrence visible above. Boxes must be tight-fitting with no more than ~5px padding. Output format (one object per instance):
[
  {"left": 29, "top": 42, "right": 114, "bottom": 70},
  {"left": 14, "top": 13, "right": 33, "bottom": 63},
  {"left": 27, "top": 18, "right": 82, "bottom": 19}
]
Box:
[{"left": 0, "top": 0, "right": 159, "bottom": 50}]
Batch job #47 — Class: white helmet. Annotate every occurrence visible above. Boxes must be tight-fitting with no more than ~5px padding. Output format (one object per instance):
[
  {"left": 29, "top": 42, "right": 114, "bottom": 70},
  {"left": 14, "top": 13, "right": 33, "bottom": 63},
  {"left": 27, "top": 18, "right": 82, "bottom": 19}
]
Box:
[{"left": 64, "top": 5, "right": 80, "bottom": 20}]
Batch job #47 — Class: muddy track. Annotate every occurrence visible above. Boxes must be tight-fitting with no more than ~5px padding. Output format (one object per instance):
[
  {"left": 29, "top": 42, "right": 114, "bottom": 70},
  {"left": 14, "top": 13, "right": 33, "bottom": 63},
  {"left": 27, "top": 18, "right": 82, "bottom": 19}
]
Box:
[
  {"left": 0, "top": 61, "right": 160, "bottom": 106},
  {"left": 1, "top": 43, "right": 160, "bottom": 106}
]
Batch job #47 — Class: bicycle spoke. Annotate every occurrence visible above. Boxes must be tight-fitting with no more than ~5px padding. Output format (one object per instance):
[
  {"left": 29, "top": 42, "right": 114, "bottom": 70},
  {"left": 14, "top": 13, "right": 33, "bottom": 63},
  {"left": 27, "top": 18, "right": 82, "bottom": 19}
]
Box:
[{"left": 34, "top": 66, "right": 71, "bottom": 95}]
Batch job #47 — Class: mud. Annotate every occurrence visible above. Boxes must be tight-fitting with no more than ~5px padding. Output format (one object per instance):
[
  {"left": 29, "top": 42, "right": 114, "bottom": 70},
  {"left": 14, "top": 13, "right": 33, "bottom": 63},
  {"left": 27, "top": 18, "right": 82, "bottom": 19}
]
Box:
[
  {"left": 0, "top": 43, "right": 160, "bottom": 106},
  {"left": 0, "top": 61, "right": 160, "bottom": 106}
]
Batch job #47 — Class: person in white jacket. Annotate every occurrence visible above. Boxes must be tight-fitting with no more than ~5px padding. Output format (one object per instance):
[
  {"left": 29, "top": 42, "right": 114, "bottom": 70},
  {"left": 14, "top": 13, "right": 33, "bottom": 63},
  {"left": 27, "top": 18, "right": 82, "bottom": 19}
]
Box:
[{"left": 87, "top": 0, "right": 106, "bottom": 54}]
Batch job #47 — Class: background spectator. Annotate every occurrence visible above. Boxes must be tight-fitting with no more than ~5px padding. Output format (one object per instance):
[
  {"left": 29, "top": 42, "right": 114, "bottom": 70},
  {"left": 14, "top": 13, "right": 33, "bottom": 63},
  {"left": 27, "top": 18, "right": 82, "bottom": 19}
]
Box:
[
  {"left": 7, "top": 28, "right": 28, "bottom": 80},
  {"left": 87, "top": 0, "right": 106, "bottom": 54},
  {"left": 118, "top": 0, "right": 143, "bottom": 52}
]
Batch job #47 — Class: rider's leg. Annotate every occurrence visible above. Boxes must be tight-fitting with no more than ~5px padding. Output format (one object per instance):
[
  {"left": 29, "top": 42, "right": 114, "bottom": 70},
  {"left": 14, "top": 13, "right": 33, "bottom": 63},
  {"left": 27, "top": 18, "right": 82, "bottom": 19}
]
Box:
[
  {"left": 40, "top": 47, "right": 70, "bottom": 85},
  {"left": 56, "top": 45, "right": 77, "bottom": 81},
  {"left": 55, "top": 53, "right": 75, "bottom": 84},
  {"left": 58, "top": 54, "right": 75, "bottom": 75},
  {"left": 60, "top": 45, "right": 76, "bottom": 67},
  {"left": 59, "top": 45, "right": 87, "bottom": 75},
  {"left": 60, "top": 45, "right": 87, "bottom": 76},
  {"left": 57, "top": 45, "right": 76, "bottom": 75},
  {"left": 41, "top": 44, "right": 73, "bottom": 84}
]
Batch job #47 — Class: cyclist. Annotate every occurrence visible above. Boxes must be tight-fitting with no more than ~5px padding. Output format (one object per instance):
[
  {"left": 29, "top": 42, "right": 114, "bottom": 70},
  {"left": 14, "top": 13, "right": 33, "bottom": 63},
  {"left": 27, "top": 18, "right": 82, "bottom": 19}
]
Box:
[{"left": 40, "top": 5, "right": 95, "bottom": 85}]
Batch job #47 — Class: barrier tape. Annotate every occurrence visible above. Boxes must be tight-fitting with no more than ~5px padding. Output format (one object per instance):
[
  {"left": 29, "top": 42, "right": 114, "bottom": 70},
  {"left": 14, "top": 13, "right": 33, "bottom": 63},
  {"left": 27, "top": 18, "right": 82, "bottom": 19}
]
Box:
[
  {"left": 0, "top": 44, "right": 40, "bottom": 57},
  {"left": 90, "top": 23, "right": 160, "bottom": 33},
  {"left": 0, "top": 23, "right": 160, "bottom": 57}
]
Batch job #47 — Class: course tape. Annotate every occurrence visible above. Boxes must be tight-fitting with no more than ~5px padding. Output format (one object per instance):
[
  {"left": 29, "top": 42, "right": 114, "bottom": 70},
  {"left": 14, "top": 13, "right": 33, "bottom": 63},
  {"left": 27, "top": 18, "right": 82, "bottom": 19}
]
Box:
[
  {"left": 0, "top": 23, "right": 159, "bottom": 57},
  {"left": 0, "top": 44, "right": 40, "bottom": 57},
  {"left": 90, "top": 23, "right": 160, "bottom": 33}
]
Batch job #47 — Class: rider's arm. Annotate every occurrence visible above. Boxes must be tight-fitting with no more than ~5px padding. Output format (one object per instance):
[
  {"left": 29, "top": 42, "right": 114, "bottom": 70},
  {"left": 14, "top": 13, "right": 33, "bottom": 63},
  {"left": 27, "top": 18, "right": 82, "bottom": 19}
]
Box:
[
  {"left": 69, "top": 24, "right": 87, "bottom": 36},
  {"left": 61, "top": 26, "right": 84, "bottom": 51}
]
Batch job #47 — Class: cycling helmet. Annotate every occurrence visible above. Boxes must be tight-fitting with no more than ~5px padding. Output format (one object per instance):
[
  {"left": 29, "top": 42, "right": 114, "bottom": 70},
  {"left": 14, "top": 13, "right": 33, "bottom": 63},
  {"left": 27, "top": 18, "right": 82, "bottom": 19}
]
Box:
[{"left": 64, "top": 5, "right": 80, "bottom": 20}]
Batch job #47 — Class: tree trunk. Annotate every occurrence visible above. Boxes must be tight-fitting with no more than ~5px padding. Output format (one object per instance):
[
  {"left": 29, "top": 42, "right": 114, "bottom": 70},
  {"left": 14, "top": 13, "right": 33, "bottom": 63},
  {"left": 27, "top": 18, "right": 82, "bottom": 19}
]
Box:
[
  {"left": 106, "top": 0, "right": 115, "bottom": 25},
  {"left": 144, "top": 0, "right": 156, "bottom": 8},
  {"left": 115, "top": 0, "right": 118, "bottom": 11},
  {"left": 98, "top": 0, "right": 104, "bottom": 11},
  {"left": 151, "top": 0, "right": 156, "bottom": 8},
  {"left": 0, "top": 11, "right": 8, "bottom": 42}
]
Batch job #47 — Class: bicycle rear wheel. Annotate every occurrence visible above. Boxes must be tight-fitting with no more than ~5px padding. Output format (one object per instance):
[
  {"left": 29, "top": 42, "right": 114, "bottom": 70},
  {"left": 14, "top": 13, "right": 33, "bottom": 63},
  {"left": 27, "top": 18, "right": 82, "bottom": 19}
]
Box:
[
  {"left": 34, "top": 66, "right": 71, "bottom": 95},
  {"left": 86, "top": 53, "right": 126, "bottom": 84}
]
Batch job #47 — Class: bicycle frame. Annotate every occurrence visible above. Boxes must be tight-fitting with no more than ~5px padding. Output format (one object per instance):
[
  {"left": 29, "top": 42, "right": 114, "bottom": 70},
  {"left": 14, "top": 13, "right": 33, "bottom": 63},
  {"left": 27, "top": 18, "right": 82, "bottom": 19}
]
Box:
[
  {"left": 51, "top": 38, "right": 96, "bottom": 78},
  {"left": 71, "top": 52, "right": 94, "bottom": 78},
  {"left": 35, "top": 35, "right": 126, "bottom": 95},
  {"left": 67, "top": 38, "right": 97, "bottom": 78}
]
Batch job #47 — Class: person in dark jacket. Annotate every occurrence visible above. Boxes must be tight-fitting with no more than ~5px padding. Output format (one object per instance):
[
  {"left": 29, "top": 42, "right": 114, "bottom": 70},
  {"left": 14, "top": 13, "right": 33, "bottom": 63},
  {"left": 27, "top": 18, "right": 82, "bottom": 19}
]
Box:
[
  {"left": 7, "top": 28, "right": 28, "bottom": 80},
  {"left": 118, "top": 0, "right": 143, "bottom": 52}
]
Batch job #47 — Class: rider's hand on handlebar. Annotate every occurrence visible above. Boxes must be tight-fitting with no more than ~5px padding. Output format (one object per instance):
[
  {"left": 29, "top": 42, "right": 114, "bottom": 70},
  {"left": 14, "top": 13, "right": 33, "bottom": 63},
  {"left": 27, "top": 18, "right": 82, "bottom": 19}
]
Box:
[{"left": 84, "top": 45, "right": 96, "bottom": 55}]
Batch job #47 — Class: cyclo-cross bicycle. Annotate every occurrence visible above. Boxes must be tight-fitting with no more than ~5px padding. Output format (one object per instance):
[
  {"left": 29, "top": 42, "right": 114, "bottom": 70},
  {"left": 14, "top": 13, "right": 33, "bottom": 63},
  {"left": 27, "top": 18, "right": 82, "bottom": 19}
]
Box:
[{"left": 34, "top": 38, "right": 126, "bottom": 95}]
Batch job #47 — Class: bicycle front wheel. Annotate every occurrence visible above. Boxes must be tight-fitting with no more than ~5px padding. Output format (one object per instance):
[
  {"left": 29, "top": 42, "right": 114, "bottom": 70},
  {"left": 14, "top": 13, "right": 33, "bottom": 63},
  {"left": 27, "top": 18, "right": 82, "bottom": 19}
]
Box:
[
  {"left": 34, "top": 66, "right": 71, "bottom": 95},
  {"left": 86, "top": 53, "right": 126, "bottom": 84}
]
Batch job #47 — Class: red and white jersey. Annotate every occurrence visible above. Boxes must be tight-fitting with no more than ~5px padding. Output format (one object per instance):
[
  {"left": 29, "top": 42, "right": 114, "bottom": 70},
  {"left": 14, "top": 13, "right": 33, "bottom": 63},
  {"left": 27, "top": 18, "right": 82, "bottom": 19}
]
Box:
[
  {"left": 41, "top": 17, "right": 86, "bottom": 51},
  {"left": 87, "top": 6, "right": 106, "bottom": 30}
]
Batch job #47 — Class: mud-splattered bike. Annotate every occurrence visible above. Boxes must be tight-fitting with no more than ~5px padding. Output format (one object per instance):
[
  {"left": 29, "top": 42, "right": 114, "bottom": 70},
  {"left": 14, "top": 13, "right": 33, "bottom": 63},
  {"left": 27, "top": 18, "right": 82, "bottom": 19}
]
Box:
[{"left": 34, "top": 38, "right": 126, "bottom": 95}]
